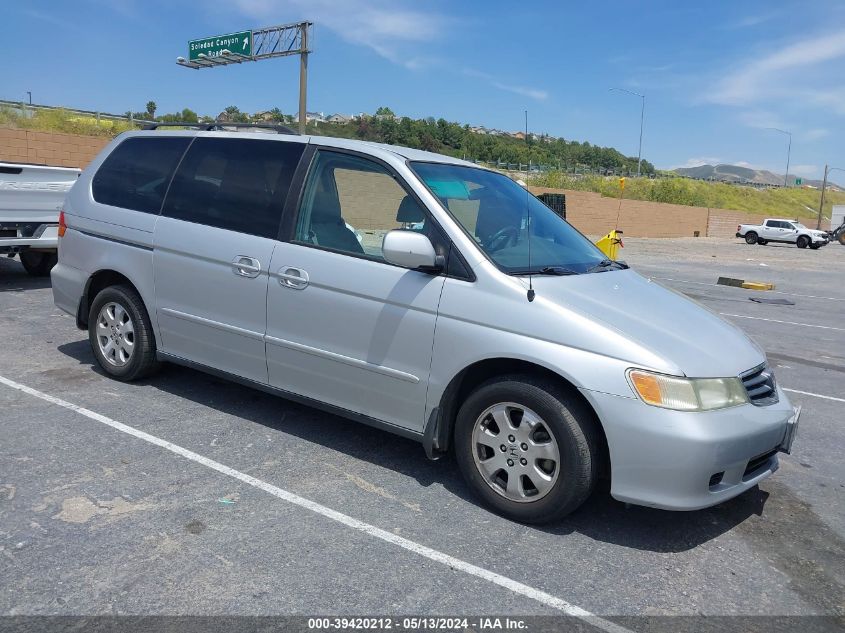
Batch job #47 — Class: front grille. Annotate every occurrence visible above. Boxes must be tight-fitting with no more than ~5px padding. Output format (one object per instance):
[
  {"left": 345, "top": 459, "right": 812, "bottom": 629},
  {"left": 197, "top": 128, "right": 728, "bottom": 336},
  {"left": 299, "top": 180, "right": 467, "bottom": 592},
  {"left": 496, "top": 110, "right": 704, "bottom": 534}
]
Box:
[{"left": 741, "top": 364, "right": 778, "bottom": 406}]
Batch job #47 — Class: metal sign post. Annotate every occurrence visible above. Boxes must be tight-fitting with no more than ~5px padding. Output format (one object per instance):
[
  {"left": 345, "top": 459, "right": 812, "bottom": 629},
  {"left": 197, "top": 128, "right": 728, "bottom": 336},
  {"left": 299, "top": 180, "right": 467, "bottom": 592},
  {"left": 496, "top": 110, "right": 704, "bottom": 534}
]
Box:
[{"left": 177, "top": 21, "right": 312, "bottom": 134}]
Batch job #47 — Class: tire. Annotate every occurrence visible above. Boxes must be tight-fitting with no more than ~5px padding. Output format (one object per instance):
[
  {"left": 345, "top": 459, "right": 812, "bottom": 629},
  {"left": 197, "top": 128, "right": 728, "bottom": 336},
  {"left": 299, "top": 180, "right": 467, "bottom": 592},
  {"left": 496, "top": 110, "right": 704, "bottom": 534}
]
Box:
[
  {"left": 454, "top": 375, "right": 600, "bottom": 524},
  {"left": 745, "top": 232, "right": 758, "bottom": 244},
  {"left": 797, "top": 235, "right": 810, "bottom": 249},
  {"left": 19, "top": 251, "right": 57, "bottom": 276},
  {"left": 838, "top": 233, "right": 845, "bottom": 246},
  {"left": 757, "top": 239, "right": 768, "bottom": 246},
  {"left": 809, "top": 243, "right": 821, "bottom": 250},
  {"left": 88, "top": 285, "right": 160, "bottom": 381}
]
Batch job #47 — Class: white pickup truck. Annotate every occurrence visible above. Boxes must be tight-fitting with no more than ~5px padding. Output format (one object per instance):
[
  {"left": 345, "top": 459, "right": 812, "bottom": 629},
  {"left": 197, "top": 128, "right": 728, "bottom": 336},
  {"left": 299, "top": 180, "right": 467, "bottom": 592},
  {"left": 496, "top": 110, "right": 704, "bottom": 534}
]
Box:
[
  {"left": 736, "top": 218, "right": 829, "bottom": 249},
  {"left": 0, "top": 161, "right": 80, "bottom": 275}
]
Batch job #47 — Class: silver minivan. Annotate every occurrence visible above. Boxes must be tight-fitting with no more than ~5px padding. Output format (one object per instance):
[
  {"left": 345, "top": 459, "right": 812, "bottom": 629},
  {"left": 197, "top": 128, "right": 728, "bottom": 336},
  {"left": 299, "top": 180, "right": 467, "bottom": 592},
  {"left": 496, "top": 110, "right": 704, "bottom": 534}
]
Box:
[{"left": 52, "top": 126, "right": 800, "bottom": 523}]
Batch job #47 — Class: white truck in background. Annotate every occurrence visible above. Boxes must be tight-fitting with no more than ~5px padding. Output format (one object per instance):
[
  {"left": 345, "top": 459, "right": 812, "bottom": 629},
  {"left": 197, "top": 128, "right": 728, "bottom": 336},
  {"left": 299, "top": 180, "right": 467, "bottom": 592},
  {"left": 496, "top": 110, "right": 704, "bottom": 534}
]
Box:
[
  {"left": 736, "top": 218, "right": 829, "bottom": 249},
  {"left": 0, "top": 162, "right": 80, "bottom": 275}
]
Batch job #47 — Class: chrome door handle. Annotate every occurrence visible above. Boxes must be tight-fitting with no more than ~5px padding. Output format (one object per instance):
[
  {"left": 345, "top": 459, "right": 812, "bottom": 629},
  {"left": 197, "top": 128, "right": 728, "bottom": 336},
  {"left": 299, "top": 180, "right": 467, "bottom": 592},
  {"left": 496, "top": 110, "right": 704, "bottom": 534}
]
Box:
[
  {"left": 278, "top": 266, "right": 309, "bottom": 289},
  {"left": 232, "top": 256, "right": 261, "bottom": 278}
]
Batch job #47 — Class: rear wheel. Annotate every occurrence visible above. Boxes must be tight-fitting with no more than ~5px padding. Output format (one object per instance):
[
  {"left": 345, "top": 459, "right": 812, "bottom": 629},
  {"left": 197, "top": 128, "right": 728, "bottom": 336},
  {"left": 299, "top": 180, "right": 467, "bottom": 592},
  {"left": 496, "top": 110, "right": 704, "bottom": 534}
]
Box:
[
  {"left": 745, "top": 232, "right": 758, "bottom": 244},
  {"left": 19, "top": 251, "right": 57, "bottom": 276},
  {"left": 454, "top": 375, "right": 600, "bottom": 524},
  {"left": 797, "top": 235, "right": 810, "bottom": 249},
  {"left": 88, "top": 285, "right": 160, "bottom": 381}
]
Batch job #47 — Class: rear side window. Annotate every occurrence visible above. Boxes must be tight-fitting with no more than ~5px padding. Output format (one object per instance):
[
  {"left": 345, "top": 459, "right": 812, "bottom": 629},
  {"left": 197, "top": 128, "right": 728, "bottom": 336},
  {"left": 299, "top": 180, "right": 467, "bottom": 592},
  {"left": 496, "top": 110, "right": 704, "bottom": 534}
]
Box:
[
  {"left": 162, "top": 137, "right": 304, "bottom": 239},
  {"left": 92, "top": 137, "right": 190, "bottom": 213}
]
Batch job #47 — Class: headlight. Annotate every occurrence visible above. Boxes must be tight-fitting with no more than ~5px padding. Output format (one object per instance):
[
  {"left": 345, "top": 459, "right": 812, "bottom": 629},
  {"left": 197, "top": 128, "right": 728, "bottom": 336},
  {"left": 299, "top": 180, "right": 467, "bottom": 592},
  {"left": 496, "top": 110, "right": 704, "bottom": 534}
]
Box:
[{"left": 627, "top": 369, "right": 748, "bottom": 411}]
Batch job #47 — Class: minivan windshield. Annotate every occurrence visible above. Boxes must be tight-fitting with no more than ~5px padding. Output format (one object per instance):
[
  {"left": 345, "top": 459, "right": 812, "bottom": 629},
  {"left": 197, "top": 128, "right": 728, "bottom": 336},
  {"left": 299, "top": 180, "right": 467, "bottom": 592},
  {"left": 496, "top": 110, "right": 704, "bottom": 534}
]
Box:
[{"left": 411, "top": 162, "right": 608, "bottom": 274}]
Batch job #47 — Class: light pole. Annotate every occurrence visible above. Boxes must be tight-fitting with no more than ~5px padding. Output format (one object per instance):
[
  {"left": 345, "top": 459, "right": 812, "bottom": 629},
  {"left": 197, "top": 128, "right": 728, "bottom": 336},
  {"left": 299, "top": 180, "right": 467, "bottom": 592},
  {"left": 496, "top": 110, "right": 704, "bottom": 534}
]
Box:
[
  {"left": 767, "top": 127, "right": 792, "bottom": 187},
  {"left": 26, "top": 91, "right": 32, "bottom": 105},
  {"left": 816, "top": 165, "right": 845, "bottom": 230},
  {"left": 610, "top": 87, "right": 645, "bottom": 177}
]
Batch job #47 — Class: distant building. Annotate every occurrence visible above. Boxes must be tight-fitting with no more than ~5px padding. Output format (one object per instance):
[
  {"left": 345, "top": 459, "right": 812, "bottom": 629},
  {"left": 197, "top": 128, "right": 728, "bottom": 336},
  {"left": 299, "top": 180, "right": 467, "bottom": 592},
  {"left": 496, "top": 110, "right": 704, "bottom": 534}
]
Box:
[
  {"left": 511, "top": 131, "right": 526, "bottom": 140},
  {"left": 327, "top": 113, "right": 353, "bottom": 124},
  {"left": 305, "top": 111, "right": 326, "bottom": 123}
]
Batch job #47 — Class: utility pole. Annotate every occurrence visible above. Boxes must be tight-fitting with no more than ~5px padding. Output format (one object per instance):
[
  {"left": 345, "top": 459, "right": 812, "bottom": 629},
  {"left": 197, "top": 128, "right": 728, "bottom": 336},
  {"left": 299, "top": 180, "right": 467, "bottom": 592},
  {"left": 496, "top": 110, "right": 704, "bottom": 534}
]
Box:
[
  {"left": 817, "top": 165, "right": 828, "bottom": 230},
  {"left": 609, "top": 88, "right": 645, "bottom": 177},
  {"left": 817, "top": 165, "right": 845, "bottom": 230},
  {"left": 524, "top": 110, "right": 528, "bottom": 143},
  {"left": 26, "top": 91, "right": 32, "bottom": 105}
]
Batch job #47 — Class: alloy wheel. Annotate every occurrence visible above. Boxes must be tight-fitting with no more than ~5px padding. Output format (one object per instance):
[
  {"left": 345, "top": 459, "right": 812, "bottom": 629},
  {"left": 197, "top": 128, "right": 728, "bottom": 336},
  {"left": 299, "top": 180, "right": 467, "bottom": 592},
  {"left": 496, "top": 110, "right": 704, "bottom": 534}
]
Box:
[
  {"left": 95, "top": 302, "right": 135, "bottom": 367},
  {"left": 471, "top": 402, "right": 560, "bottom": 502}
]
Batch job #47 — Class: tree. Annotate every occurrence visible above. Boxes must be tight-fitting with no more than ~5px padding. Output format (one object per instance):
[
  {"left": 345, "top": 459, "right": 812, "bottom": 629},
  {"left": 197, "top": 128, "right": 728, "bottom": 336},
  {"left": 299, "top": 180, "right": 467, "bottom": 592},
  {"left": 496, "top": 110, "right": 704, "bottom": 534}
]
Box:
[
  {"left": 375, "top": 106, "right": 395, "bottom": 117},
  {"left": 145, "top": 101, "right": 157, "bottom": 119},
  {"left": 269, "top": 107, "right": 285, "bottom": 122}
]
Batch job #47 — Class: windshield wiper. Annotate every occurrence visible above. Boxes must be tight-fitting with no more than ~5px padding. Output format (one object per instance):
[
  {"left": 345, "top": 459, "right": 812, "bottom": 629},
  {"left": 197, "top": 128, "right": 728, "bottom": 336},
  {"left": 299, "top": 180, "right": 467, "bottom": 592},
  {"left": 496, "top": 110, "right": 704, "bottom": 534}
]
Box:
[
  {"left": 513, "top": 265, "right": 579, "bottom": 276},
  {"left": 587, "top": 259, "right": 629, "bottom": 273}
]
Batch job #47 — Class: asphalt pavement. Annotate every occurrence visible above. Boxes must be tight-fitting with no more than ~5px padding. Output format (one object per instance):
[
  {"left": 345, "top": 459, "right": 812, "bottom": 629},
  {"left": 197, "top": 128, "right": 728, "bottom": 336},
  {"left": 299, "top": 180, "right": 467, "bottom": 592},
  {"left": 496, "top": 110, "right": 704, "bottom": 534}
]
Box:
[{"left": 0, "top": 238, "right": 842, "bottom": 625}]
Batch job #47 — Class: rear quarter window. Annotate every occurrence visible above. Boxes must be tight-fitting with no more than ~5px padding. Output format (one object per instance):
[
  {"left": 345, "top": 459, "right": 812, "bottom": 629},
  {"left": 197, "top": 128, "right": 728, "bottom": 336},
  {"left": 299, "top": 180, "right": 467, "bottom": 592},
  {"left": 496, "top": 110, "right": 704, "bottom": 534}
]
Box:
[{"left": 92, "top": 137, "right": 190, "bottom": 213}]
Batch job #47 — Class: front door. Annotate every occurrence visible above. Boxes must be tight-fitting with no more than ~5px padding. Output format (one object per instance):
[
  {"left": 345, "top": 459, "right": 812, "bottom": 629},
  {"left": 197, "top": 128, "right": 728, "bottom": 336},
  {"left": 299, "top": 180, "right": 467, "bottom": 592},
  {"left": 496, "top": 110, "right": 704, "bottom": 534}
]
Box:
[
  {"left": 265, "top": 150, "right": 446, "bottom": 432},
  {"left": 154, "top": 136, "right": 305, "bottom": 383}
]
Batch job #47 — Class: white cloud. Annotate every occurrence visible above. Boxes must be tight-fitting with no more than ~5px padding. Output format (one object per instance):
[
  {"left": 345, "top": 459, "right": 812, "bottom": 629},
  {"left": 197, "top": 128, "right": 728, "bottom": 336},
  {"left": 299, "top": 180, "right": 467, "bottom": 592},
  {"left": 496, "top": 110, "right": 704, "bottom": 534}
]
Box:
[
  {"left": 463, "top": 68, "right": 548, "bottom": 101},
  {"left": 802, "top": 128, "right": 830, "bottom": 141},
  {"left": 707, "top": 29, "right": 845, "bottom": 109},
  {"left": 232, "top": 0, "right": 447, "bottom": 66},
  {"left": 724, "top": 11, "right": 782, "bottom": 30},
  {"left": 675, "top": 157, "right": 722, "bottom": 168},
  {"left": 790, "top": 164, "right": 819, "bottom": 176}
]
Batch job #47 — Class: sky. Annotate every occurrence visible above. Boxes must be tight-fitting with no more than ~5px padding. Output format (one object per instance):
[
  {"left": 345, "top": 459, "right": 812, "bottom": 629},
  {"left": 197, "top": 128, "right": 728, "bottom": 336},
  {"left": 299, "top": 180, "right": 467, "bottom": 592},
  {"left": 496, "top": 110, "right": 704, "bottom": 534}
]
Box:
[{"left": 4, "top": 0, "right": 845, "bottom": 179}]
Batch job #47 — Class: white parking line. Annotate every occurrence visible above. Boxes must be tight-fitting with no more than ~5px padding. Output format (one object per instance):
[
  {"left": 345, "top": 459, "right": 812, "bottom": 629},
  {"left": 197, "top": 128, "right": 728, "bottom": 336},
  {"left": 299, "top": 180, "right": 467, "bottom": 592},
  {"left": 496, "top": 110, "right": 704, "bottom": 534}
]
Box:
[
  {"left": 718, "top": 313, "right": 845, "bottom": 332},
  {"left": 0, "top": 374, "right": 629, "bottom": 633},
  {"left": 783, "top": 388, "right": 845, "bottom": 403}
]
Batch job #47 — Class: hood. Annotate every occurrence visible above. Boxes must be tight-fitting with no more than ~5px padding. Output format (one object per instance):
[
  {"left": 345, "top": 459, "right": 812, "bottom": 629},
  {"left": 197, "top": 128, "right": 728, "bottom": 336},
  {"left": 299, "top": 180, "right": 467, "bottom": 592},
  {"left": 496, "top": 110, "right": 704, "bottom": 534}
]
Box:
[{"left": 530, "top": 269, "right": 765, "bottom": 378}]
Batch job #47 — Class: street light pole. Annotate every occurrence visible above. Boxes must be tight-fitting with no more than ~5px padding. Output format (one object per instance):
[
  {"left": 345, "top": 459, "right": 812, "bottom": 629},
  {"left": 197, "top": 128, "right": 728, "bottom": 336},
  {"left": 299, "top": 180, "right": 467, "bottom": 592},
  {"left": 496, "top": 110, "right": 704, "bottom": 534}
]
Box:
[
  {"left": 767, "top": 127, "right": 792, "bottom": 187},
  {"left": 609, "top": 88, "right": 645, "bottom": 177}
]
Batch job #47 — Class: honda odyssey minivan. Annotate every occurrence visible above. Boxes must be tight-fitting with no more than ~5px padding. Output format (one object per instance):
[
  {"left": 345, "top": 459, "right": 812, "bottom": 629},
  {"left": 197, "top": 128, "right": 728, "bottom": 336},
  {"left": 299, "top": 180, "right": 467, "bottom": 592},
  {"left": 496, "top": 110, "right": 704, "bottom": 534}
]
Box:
[{"left": 52, "top": 125, "right": 800, "bottom": 523}]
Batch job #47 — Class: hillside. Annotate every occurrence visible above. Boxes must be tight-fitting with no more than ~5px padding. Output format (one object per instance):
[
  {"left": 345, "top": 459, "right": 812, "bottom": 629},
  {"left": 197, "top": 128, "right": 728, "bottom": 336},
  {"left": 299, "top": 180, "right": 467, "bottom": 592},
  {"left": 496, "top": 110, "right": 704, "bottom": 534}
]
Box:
[
  {"left": 530, "top": 172, "right": 845, "bottom": 221},
  {"left": 0, "top": 102, "right": 654, "bottom": 177},
  {"left": 674, "top": 163, "right": 839, "bottom": 190}
]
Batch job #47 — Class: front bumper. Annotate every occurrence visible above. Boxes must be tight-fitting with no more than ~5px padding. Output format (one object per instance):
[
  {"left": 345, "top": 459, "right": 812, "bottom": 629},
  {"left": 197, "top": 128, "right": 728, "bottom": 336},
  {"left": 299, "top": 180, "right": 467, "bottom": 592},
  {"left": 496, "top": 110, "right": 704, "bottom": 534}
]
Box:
[{"left": 580, "top": 386, "right": 797, "bottom": 510}]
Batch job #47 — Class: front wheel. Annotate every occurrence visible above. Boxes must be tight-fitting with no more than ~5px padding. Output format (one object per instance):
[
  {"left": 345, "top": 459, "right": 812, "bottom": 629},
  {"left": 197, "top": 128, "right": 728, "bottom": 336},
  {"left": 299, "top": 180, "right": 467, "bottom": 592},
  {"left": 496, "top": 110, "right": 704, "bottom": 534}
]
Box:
[
  {"left": 745, "top": 232, "right": 758, "bottom": 244},
  {"left": 838, "top": 233, "right": 845, "bottom": 246},
  {"left": 454, "top": 375, "right": 600, "bottom": 524},
  {"left": 797, "top": 235, "right": 810, "bottom": 249},
  {"left": 19, "top": 251, "right": 57, "bottom": 276},
  {"left": 88, "top": 285, "right": 161, "bottom": 381},
  {"left": 757, "top": 239, "right": 768, "bottom": 246}
]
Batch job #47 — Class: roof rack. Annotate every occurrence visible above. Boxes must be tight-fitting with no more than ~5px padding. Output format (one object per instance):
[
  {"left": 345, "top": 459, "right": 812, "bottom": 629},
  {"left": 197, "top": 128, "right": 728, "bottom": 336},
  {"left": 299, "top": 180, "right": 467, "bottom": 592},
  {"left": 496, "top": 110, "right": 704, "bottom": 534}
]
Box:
[{"left": 140, "top": 122, "right": 299, "bottom": 135}]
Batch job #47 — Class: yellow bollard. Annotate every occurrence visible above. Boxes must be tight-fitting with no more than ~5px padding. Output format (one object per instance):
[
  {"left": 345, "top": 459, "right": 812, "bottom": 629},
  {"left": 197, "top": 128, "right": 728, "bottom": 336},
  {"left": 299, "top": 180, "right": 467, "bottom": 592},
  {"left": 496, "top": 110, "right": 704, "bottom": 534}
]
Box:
[{"left": 595, "top": 229, "right": 624, "bottom": 260}]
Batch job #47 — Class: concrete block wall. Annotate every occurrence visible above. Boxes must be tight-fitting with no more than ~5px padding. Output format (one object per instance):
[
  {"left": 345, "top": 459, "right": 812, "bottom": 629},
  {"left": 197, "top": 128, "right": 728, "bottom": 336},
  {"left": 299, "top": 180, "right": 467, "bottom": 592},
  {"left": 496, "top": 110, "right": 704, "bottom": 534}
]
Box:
[
  {"left": 0, "top": 127, "right": 109, "bottom": 169},
  {"left": 0, "top": 128, "right": 802, "bottom": 238},
  {"left": 530, "top": 186, "right": 785, "bottom": 238}
]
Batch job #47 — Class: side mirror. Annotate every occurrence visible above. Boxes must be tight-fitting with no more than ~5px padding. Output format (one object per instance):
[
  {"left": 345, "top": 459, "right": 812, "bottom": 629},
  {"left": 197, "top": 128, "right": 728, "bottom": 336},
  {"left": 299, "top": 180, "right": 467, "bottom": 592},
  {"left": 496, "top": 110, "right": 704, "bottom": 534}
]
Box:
[{"left": 382, "top": 230, "right": 443, "bottom": 271}]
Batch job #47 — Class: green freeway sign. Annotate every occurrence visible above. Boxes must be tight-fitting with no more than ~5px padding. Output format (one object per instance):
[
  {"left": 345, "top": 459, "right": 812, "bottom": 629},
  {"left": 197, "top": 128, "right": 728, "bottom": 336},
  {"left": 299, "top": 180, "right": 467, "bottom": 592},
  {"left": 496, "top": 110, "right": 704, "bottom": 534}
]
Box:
[
  {"left": 189, "top": 30, "right": 252, "bottom": 60},
  {"left": 795, "top": 177, "right": 803, "bottom": 185}
]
